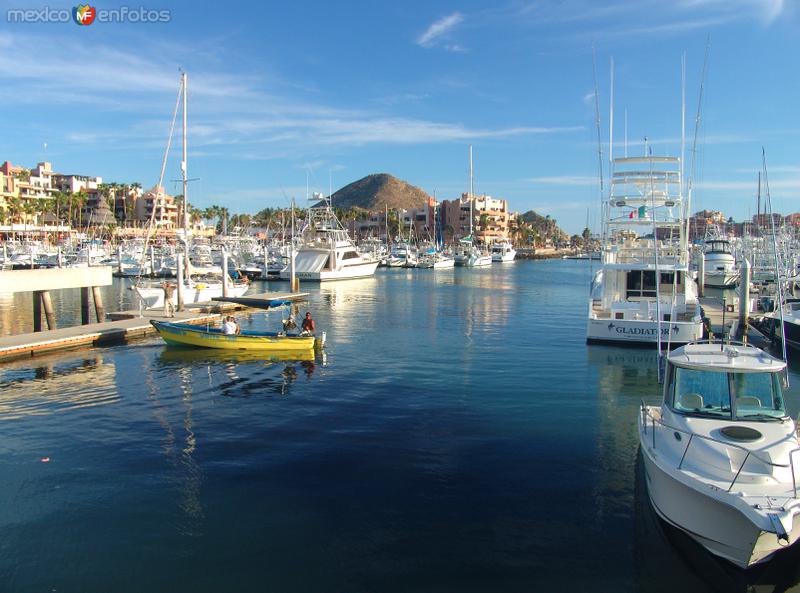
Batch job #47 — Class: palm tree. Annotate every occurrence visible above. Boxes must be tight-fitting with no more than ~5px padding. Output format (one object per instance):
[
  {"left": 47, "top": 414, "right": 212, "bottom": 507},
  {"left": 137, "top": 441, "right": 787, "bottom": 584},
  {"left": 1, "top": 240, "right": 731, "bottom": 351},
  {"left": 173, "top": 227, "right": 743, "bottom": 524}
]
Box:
[
  {"left": 38, "top": 198, "right": 55, "bottom": 227},
  {"left": 7, "top": 197, "right": 22, "bottom": 224},
  {"left": 72, "top": 191, "right": 89, "bottom": 229},
  {"left": 22, "top": 201, "right": 37, "bottom": 233}
]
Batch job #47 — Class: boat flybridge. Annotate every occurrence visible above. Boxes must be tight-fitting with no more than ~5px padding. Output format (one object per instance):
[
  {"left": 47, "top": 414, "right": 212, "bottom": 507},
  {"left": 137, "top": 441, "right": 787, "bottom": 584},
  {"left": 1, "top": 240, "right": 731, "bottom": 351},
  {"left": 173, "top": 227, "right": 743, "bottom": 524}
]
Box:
[
  {"left": 703, "top": 226, "right": 739, "bottom": 288},
  {"left": 639, "top": 340, "right": 800, "bottom": 568},
  {"left": 280, "top": 201, "right": 379, "bottom": 282},
  {"left": 490, "top": 240, "right": 516, "bottom": 262},
  {"left": 587, "top": 156, "right": 704, "bottom": 345}
]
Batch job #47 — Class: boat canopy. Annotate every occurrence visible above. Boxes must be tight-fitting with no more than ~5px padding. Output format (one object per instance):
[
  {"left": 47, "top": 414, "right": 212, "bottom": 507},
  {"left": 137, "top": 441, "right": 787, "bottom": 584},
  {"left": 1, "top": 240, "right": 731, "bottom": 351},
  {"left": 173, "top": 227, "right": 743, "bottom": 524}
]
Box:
[{"left": 668, "top": 343, "right": 786, "bottom": 373}]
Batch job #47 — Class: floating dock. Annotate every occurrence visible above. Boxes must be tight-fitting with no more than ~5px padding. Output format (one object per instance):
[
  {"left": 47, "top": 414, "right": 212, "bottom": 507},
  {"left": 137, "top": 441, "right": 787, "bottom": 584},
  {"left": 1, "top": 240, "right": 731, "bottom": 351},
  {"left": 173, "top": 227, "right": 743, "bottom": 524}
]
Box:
[
  {"left": 0, "top": 291, "right": 310, "bottom": 363},
  {"left": 0, "top": 310, "right": 219, "bottom": 362},
  {"left": 699, "top": 296, "right": 738, "bottom": 336}
]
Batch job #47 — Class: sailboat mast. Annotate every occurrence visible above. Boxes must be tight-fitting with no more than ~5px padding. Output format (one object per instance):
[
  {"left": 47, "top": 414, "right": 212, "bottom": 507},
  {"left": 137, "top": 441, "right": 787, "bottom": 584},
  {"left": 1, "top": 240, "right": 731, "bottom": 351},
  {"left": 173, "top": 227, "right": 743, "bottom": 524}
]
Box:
[
  {"left": 757, "top": 172, "right": 762, "bottom": 235},
  {"left": 181, "top": 71, "right": 188, "bottom": 234},
  {"left": 469, "top": 144, "right": 474, "bottom": 236}
]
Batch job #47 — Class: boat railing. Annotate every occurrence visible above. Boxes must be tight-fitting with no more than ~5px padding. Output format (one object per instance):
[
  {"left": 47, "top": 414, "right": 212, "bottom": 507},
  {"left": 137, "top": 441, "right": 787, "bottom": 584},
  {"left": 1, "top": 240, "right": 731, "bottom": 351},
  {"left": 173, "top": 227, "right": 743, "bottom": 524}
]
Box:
[{"left": 640, "top": 401, "right": 800, "bottom": 497}]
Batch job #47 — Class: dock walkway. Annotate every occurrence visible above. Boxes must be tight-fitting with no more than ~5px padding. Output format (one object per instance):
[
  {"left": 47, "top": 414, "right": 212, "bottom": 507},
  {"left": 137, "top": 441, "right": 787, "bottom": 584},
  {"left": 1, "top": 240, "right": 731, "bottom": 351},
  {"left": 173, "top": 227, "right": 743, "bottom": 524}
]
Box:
[
  {"left": 0, "top": 291, "right": 310, "bottom": 362},
  {"left": 0, "top": 310, "right": 218, "bottom": 362}
]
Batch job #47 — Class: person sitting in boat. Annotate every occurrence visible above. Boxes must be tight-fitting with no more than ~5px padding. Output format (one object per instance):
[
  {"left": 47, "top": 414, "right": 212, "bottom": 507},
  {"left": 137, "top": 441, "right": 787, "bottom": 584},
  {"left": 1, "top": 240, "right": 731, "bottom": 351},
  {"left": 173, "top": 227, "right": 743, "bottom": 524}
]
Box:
[
  {"left": 300, "top": 311, "right": 315, "bottom": 336},
  {"left": 222, "top": 316, "right": 240, "bottom": 335},
  {"left": 282, "top": 313, "right": 297, "bottom": 333}
]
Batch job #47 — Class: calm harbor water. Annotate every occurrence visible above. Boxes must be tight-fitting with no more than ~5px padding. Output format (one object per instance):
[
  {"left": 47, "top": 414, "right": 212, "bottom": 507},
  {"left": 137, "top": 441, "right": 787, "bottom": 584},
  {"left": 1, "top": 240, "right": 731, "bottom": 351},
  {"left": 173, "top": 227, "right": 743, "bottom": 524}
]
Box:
[{"left": 2, "top": 259, "right": 800, "bottom": 592}]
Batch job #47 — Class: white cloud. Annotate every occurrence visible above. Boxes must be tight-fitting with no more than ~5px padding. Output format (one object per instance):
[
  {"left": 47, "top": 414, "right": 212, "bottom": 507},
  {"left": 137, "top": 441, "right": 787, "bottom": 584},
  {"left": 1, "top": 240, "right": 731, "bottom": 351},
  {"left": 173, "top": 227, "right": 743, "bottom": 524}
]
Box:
[
  {"left": 698, "top": 178, "right": 800, "bottom": 191},
  {"left": 417, "top": 12, "right": 464, "bottom": 48},
  {"left": 526, "top": 175, "right": 598, "bottom": 186},
  {"left": 677, "top": 0, "right": 785, "bottom": 24},
  {"left": 0, "top": 30, "right": 582, "bottom": 159}
]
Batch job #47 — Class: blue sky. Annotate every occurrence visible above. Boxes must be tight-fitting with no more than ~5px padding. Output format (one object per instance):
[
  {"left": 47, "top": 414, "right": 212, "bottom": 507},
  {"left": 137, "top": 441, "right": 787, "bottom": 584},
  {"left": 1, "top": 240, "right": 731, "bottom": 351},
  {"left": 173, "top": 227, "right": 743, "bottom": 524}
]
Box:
[{"left": 0, "top": 0, "right": 797, "bottom": 233}]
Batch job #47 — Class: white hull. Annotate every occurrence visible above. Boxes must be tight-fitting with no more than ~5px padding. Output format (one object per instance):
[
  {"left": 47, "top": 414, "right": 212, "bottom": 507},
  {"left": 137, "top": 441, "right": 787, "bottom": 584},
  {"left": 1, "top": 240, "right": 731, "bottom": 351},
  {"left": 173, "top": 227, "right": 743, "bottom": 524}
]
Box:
[
  {"left": 416, "top": 257, "right": 455, "bottom": 269},
  {"left": 492, "top": 252, "right": 516, "bottom": 262},
  {"left": 281, "top": 260, "right": 379, "bottom": 282},
  {"left": 135, "top": 283, "right": 249, "bottom": 309},
  {"left": 640, "top": 418, "right": 800, "bottom": 568},
  {"left": 586, "top": 312, "right": 704, "bottom": 345},
  {"left": 704, "top": 271, "right": 739, "bottom": 288},
  {"left": 463, "top": 255, "right": 492, "bottom": 267}
]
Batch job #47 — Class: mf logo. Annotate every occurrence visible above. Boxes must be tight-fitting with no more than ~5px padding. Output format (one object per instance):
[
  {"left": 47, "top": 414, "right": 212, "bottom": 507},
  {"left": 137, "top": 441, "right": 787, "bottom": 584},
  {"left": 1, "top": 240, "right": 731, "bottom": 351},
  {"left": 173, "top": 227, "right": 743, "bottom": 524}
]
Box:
[{"left": 73, "top": 4, "right": 96, "bottom": 25}]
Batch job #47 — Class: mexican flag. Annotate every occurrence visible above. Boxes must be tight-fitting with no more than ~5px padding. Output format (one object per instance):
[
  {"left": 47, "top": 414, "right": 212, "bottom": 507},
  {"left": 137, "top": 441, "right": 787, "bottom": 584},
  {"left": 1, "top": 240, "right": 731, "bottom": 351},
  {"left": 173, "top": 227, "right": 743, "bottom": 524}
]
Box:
[{"left": 628, "top": 206, "right": 646, "bottom": 219}]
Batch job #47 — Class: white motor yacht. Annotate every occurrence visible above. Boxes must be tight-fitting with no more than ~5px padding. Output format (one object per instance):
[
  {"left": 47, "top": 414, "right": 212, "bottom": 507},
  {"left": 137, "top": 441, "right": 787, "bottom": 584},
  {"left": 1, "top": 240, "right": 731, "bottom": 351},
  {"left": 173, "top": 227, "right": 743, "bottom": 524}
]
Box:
[
  {"left": 587, "top": 156, "right": 704, "bottom": 345},
  {"left": 279, "top": 201, "right": 379, "bottom": 282},
  {"left": 639, "top": 341, "right": 800, "bottom": 568},
  {"left": 490, "top": 240, "right": 516, "bottom": 262},
  {"left": 703, "top": 229, "right": 739, "bottom": 288}
]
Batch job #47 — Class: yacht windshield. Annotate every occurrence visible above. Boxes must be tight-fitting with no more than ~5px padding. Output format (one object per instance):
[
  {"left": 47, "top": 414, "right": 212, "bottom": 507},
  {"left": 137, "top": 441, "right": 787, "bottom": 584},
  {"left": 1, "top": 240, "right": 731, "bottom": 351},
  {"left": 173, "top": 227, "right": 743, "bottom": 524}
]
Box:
[{"left": 670, "top": 367, "right": 786, "bottom": 420}]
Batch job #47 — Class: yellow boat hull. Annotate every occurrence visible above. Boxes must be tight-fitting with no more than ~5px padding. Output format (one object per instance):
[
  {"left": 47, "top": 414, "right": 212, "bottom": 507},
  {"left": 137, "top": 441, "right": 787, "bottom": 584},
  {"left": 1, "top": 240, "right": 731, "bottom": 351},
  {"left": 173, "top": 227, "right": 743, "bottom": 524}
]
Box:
[{"left": 151, "top": 321, "right": 317, "bottom": 351}]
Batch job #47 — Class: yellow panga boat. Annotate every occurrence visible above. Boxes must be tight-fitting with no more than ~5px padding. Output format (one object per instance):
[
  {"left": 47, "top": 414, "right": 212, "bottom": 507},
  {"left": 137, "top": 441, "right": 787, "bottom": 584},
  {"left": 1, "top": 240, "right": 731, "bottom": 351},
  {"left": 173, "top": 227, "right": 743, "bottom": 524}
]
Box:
[{"left": 150, "top": 320, "right": 320, "bottom": 351}]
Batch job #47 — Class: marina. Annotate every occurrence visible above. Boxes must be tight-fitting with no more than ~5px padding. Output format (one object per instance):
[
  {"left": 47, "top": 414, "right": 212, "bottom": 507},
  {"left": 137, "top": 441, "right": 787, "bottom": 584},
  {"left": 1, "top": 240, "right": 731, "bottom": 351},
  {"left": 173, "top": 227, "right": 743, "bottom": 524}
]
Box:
[
  {"left": 4, "top": 2, "right": 800, "bottom": 591},
  {"left": 3, "top": 260, "right": 800, "bottom": 592}
]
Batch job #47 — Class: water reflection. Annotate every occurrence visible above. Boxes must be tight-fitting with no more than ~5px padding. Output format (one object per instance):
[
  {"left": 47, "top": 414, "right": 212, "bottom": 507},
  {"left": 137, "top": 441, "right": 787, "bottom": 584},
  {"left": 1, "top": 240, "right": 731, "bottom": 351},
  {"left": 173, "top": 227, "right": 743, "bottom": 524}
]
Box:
[
  {"left": 156, "top": 346, "right": 322, "bottom": 398},
  {"left": 0, "top": 353, "right": 119, "bottom": 420}
]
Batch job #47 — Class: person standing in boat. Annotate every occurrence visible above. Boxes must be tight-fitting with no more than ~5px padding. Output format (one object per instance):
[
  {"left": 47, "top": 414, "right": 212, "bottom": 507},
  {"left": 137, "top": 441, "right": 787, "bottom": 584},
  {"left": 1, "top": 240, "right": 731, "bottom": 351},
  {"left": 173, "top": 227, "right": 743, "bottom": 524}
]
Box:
[
  {"left": 300, "top": 311, "right": 315, "bottom": 336},
  {"left": 161, "top": 281, "right": 176, "bottom": 318}
]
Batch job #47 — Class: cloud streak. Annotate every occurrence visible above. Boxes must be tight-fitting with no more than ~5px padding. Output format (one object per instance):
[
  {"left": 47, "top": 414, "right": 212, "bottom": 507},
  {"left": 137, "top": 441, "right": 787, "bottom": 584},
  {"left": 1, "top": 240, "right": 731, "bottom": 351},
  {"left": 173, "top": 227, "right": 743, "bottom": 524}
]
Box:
[{"left": 417, "top": 12, "right": 464, "bottom": 49}]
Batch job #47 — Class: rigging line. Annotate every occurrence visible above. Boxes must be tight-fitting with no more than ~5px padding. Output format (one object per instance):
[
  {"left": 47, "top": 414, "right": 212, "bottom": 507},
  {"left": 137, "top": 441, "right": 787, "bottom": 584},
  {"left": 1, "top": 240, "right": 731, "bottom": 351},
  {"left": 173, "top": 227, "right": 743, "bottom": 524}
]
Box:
[
  {"left": 135, "top": 75, "right": 183, "bottom": 288},
  {"left": 763, "top": 148, "right": 789, "bottom": 385}
]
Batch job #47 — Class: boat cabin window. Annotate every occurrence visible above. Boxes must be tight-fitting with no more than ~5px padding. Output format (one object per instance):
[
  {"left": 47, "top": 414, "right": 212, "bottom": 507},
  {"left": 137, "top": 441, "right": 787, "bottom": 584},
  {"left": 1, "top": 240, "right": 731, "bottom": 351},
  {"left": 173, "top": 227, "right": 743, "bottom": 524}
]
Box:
[
  {"left": 669, "top": 366, "right": 786, "bottom": 420},
  {"left": 626, "top": 271, "right": 657, "bottom": 298},
  {"left": 342, "top": 251, "right": 360, "bottom": 260}
]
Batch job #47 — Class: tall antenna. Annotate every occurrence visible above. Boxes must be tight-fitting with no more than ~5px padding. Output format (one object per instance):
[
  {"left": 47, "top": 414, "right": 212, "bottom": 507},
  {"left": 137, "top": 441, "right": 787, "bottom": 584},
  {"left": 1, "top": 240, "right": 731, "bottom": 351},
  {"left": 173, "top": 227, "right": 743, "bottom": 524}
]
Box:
[
  {"left": 591, "top": 44, "right": 606, "bottom": 241},
  {"left": 609, "top": 56, "right": 614, "bottom": 172},
  {"left": 686, "top": 37, "right": 711, "bottom": 251},
  {"left": 624, "top": 109, "right": 628, "bottom": 158},
  {"left": 680, "top": 52, "right": 686, "bottom": 202}
]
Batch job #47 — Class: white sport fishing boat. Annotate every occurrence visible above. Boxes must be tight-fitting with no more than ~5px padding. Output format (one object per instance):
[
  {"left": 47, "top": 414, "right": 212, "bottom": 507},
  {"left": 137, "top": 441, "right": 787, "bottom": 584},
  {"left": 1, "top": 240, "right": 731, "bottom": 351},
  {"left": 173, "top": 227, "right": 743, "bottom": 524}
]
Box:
[
  {"left": 587, "top": 156, "right": 704, "bottom": 345},
  {"left": 703, "top": 227, "right": 739, "bottom": 288},
  {"left": 639, "top": 341, "right": 800, "bottom": 568},
  {"left": 490, "top": 240, "right": 516, "bottom": 262},
  {"left": 280, "top": 197, "right": 379, "bottom": 282}
]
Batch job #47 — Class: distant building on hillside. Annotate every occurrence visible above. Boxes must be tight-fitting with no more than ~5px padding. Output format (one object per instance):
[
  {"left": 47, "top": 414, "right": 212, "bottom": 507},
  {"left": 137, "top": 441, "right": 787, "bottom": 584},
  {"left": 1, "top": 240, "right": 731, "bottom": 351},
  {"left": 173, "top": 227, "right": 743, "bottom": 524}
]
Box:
[
  {"left": 439, "top": 193, "right": 511, "bottom": 244},
  {"left": 0, "top": 161, "right": 55, "bottom": 225},
  {"left": 135, "top": 185, "right": 178, "bottom": 228}
]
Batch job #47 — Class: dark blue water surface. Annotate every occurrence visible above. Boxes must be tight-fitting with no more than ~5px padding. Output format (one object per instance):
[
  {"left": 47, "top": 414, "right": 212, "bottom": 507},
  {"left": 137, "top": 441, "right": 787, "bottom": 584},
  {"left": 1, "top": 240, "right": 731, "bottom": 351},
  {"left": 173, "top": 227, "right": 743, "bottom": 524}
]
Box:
[{"left": 3, "top": 260, "right": 800, "bottom": 593}]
